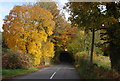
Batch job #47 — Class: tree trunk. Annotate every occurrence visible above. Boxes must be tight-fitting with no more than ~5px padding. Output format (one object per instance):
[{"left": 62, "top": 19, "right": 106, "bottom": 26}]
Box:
[
  {"left": 40, "top": 56, "right": 45, "bottom": 65},
  {"left": 109, "top": 43, "right": 120, "bottom": 72},
  {"left": 84, "top": 34, "right": 86, "bottom": 51},
  {"left": 25, "top": 42, "right": 29, "bottom": 53},
  {"left": 90, "top": 28, "right": 95, "bottom": 65},
  {"left": 25, "top": 37, "right": 29, "bottom": 53}
]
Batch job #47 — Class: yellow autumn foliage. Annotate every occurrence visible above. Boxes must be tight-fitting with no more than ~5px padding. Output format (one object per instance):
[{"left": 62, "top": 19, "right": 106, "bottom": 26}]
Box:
[
  {"left": 42, "top": 41, "right": 54, "bottom": 58},
  {"left": 3, "top": 5, "right": 55, "bottom": 65},
  {"left": 41, "top": 41, "right": 54, "bottom": 64}
]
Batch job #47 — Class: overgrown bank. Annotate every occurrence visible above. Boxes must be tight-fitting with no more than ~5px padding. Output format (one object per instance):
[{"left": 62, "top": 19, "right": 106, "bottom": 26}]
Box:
[{"left": 74, "top": 51, "right": 120, "bottom": 79}]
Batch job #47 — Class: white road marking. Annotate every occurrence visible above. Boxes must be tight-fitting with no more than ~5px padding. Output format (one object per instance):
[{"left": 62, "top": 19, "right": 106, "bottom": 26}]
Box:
[{"left": 50, "top": 72, "right": 56, "bottom": 79}]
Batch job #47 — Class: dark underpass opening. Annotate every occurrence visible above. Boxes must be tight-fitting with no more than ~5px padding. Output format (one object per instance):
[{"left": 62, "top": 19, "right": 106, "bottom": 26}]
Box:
[{"left": 59, "top": 51, "right": 74, "bottom": 63}]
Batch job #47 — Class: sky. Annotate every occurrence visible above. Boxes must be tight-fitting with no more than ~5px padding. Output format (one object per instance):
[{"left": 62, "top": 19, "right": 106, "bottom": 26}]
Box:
[
  {"left": 0, "top": 2, "right": 25, "bottom": 31},
  {"left": 0, "top": 0, "right": 68, "bottom": 32}
]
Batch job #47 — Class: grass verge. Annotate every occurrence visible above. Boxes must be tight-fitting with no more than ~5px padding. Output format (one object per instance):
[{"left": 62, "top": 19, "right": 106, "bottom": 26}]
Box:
[{"left": 2, "top": 67, "right": 38, "bottom": 78}]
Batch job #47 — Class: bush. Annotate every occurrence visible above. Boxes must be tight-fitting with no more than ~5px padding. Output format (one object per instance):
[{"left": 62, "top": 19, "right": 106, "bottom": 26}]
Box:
[
  {"left": 2, "top": 49, "right": 32, "bottom": 69},
  {"left": 93, "top": 54, "right": 111, "bottom": 69},
  {"left": 75, "top": 51, "right": 120, "bottom": 79},
  {"left": 75, "top": 51, "right": 111, "bottom": 69},
  {"left": 93, "top": 65, "right": 120, "bottom": 79},
  {"left": 75, "top": 51, "right": 89, "bottom": 66}
]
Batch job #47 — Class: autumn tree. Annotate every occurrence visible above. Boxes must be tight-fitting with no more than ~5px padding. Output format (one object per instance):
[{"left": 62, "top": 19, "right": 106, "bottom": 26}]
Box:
[
  {"left": 100, "top": 2, "right": 120, "bottom": 72},
  {"left": 36, "top": 2, "right": 76, "bottom": 63},
  {"left": 41, "top": 41, "right": 54, "bottom": 65},
  {"left": 36, "top": 2, "right": 76, "bottom": 50},
  {"left": 64, "top": 2, "right": 117, "bottom": 65},
  {"left": 2, "top": 5, "right": 55, "bottom": 65},
  {"left": 64, "top": 2, "right": 102, "bottom": 64},
  {"left": 67, "top": 29, "right": 90, "bottom": 54}
]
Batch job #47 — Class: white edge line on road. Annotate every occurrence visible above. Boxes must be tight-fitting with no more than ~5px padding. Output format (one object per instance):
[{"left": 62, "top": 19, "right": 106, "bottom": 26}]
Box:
[{"left": 50, "top": 72, "right": 56, "bottom": 79}]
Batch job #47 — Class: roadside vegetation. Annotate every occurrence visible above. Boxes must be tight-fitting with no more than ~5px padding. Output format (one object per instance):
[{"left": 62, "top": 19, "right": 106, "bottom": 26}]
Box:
[
  {"left": 66, "top": 28, "right": 120, "bottom": 79},
  {"left": 64, "top": 2, "right": 120, "bottom": 79},
  {"left": 2, "top": 1, "right": 75, "bottom": 78},
  {"left": 75, "top": 51, "right": 120, "bottom": 79},
  {"left": 2, "top": 67, "right": 38, "bottom": 78}
]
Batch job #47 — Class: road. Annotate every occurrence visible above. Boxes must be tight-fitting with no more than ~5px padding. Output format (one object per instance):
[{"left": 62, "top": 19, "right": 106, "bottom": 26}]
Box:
[{"left": 12, "top": 63, "right": 80, "bottom": 79}]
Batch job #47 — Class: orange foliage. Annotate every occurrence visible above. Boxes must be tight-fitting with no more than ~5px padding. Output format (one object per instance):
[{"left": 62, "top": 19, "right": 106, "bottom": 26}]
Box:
[{"left": 3, "top": 5, "right": 55, "bottom": 65}]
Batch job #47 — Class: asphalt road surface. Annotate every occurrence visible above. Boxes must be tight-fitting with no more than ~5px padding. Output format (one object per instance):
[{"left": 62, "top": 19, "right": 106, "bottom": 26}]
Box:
[{"left": 13, "top": 63, "right": 80, "bottom": 79}]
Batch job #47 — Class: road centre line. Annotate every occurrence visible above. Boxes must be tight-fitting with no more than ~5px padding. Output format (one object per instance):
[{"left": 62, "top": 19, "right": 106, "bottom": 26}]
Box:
[
  {"left": 50, "top": 67, "right": 61, "bottom": 79},
  {"left": 50, "top": 72, "right": 56, "bottom": 79}
]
